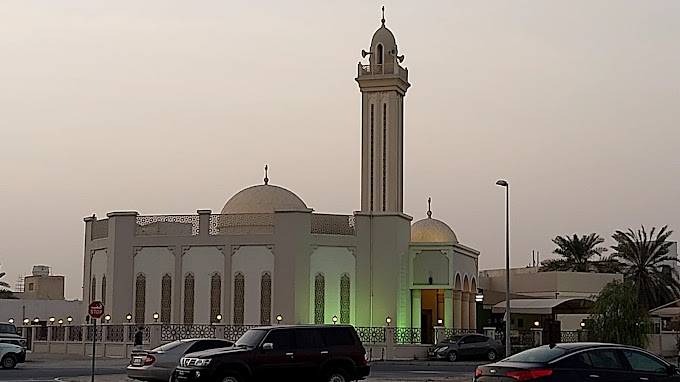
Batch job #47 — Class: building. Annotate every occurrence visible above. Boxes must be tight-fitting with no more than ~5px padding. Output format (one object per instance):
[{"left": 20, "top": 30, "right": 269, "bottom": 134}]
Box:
[
  {"left": 80, "top": 16, "right": 481, "bottom": 335},
  {"left": 13, "top": 265, "right": 65, "bottom": 300}
]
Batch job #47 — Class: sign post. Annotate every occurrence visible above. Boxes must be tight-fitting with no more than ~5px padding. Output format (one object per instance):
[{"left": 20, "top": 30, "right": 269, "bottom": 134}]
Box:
[{"left": 88, "top": 301, "right": 104, "bottom": 382}]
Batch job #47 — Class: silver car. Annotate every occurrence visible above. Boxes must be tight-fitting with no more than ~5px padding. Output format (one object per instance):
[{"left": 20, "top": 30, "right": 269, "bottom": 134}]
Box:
[
  {"left": 427, "top": 333, "right": 503, "bottom": 362},
  {"left": 127, "top": 338, "right": 233, "bottom": 381}
]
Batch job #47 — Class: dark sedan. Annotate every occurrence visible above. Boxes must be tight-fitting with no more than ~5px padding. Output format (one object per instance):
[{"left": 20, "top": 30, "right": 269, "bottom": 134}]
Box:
[
  {"left": 428, "top": 334, "right": 503, "bottom": 362},
  {"left": 128, "top": 338, "right": 233, "bottom": 381},
  {"left": 475, "top": 342, "right": 678, "bottom": 381}
]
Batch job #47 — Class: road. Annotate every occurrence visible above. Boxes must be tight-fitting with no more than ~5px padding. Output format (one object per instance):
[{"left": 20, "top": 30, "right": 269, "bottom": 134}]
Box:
[{"left": 0, "top": 353, "right": 482, "bottom": 381}]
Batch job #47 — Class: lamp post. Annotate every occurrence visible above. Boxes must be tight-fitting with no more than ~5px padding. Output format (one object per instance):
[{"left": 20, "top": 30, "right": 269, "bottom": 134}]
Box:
[
  {"left": 332, "top": 316, "right": 338, "bottom": 324},
  {"left": 385, "top": 316, "right": 391, "bottom": 326},
  {"left": 276, "top": 315, "right": 283, "bottom": 324},
  {"left": 67, "top": 316, "right": 73, "bottom": 324},
  {"left": 496, "top": 179, "right": 510, "bottom": 357},
  {"left": 126, "top": 314, "right": 132, "bottom": 323},
  {"left": 153, "top": 312, "right": 159, "bottom": 323}
]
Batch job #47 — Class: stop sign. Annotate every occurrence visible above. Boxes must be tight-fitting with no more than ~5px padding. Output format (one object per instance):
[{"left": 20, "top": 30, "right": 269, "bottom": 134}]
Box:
[{"left": 89, "top": 301, "right": 104, "bottom": 319}]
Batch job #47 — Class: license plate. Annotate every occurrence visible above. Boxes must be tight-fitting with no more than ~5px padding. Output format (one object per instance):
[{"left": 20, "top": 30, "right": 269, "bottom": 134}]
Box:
[{"left": 132, "top": 357, "right": 144, "bottom": 366}]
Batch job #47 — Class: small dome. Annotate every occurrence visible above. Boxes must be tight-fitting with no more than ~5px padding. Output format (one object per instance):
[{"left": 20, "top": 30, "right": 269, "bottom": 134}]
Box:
[
  {"left": 411, "top": 218, "right": 458, "bottom": 243},
  {"left": 221, "top": 184, "right": 307, "bottom": 214}
]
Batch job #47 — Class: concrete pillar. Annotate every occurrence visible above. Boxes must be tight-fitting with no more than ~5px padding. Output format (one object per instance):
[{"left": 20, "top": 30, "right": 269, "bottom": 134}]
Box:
[
  {"left": 214, "top": 324, "right": 225, "bottom": 339},
  {"left": 411, "top": 290, "right": 421, "bottom": 330},
  {"left": 461, "top": 292, "right": 470, "bottom": 329},
  {"left": 531, "top": 327, "right": 543, "bottom": 346},
  {"left": 385, "top": 326, "right": 395, "bottom": 360},
  {"left": 197, "top": 210, "right": 211, "bottom": 237},
  {"left": 453, "top": 290, "right": 462, "bottom": 329},
  {"left": 444, "top": 290, "right": 453, "bottom": 329},
  {"left": 434, "top": 326, "right": 446, "bottom": 344},
  {"left": 149, "top": 323, "right": 161, "bottom": 348},
  {"left": 469, "top": 298, "right": 477, "bottom": 330}
]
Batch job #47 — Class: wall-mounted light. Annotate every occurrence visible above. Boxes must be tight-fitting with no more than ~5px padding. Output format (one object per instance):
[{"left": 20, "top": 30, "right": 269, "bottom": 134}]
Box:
[
  {"left": 58, "top": 319, "right": 64, "bottom": 325},
  {"left": 386, "top": 316, "right": 392, "bottom": 326},
  {"left": 23, "top": 318, "right": 29, "bottom": 325},
  {"left": 216, "top": 314, "right": 222, "bottom": 323},
  {"left": 332, "top": 316, "right": 338, "bottom": 324},
  {"left": 276, "top": 315, "right": 283, "bottom": 324},
  {"left": 33, "top": 317, "right": 40, "bottom": 323},
  {"left": 437, "top": 318, "right": 443, "bottom": 325},
  {"left": 8, "top": 318, "right": 13, "bottom": 324},
  {"left": 49, "top": 317, "right": 55, "bottom": 324},
  {"left": 67, "top": 316, "right": 73, "bottom": 324},
  {"left": 126, "top": 314, "right": 132, "bottom": 322},
  {"left": 104, "top": 315, "right": 111, "bottom": 322},
  {"left": 580, "top": 320, "right": 586, "bottom": 328},
  {"left": 534, "top": 321, "right": 540, "bottom": 327},
  {"left": 475, "top": 288, "right": 484, "bottom": 303},
  {"left": 153, "top": 312, "right": 159, "bottom": 322}
]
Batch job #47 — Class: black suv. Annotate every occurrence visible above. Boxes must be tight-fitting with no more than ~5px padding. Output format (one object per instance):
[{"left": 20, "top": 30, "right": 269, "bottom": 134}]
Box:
[{"left": 171, "top": 325, "right": 369, "bottom": 382}]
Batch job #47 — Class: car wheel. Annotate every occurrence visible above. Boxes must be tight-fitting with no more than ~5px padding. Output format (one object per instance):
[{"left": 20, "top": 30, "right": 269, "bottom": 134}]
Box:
[
  {"left": 219, "top": 371, "right": 243, "bottom": 382},
  {"left": 486, "top": 349, "right": 498, "bottom": 361},
  {"left": 326, "top": 368, "right": 349, "bottom": 382},
  {"left": 447, "top": 351, "right": 458, "bottom": 362},
  {"left": 1, "top": 354, "right": 17, "bottom": 369}
]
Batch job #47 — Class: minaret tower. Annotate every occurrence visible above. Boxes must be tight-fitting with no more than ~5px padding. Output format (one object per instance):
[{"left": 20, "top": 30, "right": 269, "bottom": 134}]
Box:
[{"left": 356, "top": 8, "right": 410, "bottom": 213}]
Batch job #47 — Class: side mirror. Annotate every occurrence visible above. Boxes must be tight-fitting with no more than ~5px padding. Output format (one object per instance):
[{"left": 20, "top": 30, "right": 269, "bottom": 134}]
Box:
[{"left": 262, "top": 343, "right": 274, "bottom": 351}]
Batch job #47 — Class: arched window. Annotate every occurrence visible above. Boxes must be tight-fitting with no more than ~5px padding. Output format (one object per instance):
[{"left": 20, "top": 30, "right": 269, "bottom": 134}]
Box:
[
  {"left": 377, "top": 44, "right": 383, "bottom": 65},
  {"left": 91, "top": 277, "right": 96, "bottom": 303},
  {"left": 135, "top": 274, "right": 146, "bottom": 324},
  {"left": 161, "top": 274, "right": 172, "bottom": 323},
  {"left": 260, "top": 272, "right": 272, "bottom": 325},
  {"left": 183, "top": 274, "right": 195, "bottom": 324},
  {"left": 234, "top": 273, "right": 245, "bottom": 325},
  {"left": 210, "top": 273, "right": 221, "bottom": 324},
  {"left": 340, "top": 274, "right": 350, "bottom": 324},
  {"left": 101, "top": 275, "right": 107, "bottom": 305},
  {"left": 314, "top": 273, "right": 325, "bottom": 324}
]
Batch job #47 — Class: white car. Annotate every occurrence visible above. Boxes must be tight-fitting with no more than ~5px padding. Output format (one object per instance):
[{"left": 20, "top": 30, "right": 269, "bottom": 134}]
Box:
[{"left": 0, "top": 342, "right": 26, "bottom": 369}]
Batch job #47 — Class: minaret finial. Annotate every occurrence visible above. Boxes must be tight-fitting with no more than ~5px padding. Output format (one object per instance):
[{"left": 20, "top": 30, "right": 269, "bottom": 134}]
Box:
[
  {"left": 381, "top": 6, "right": 385, "bottom": 26},
  {"left": 264, "top": 165, "right": 269, "bottom": 185},
  {"left": 427, "top": 197, "right": 432, "bottom": 218}
]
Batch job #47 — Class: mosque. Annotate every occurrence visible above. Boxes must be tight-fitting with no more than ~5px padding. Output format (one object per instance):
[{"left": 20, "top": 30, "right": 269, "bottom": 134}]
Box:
[{"left": 81, "top": 15, "right": 481, "bottom": 335}]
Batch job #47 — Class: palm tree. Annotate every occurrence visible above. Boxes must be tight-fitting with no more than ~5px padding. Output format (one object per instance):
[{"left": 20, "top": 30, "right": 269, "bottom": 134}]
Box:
[
  {"left": 540, "top": 233, "right": 620, "bottom": 272},
  {"left": 611, "top": 225, "right": 680, "bottom": 310},
  {"left": 0, "top": 264, "right": 14, "bottom": 299}
]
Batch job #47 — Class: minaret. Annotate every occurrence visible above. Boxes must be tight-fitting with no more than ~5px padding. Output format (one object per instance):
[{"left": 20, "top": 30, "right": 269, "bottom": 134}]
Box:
[{"left": 356, "top": 9, "right": 410, "bottom": 213}]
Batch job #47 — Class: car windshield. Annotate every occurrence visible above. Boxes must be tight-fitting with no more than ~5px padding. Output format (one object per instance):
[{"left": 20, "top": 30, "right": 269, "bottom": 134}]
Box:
[
  {"left": 504, "top": 346, "right": 568, "bottom": 363},
  {"left": 446, "top": 335, "right": 464, "bottom": 343},
  {"left": 0, "top": 324, "right": 17, "bottom": 334},
  {"left": 235, "top": 329, "right": 267, "bottom": 348},
  {"left": 152, "top": 340, "right": 184, "bottom": 352}
]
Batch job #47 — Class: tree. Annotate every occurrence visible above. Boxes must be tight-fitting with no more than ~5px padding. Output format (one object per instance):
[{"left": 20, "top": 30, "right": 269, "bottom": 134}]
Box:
[
  {"left": 0, "top": 264, "right": 14, "bottom": 299},
  {"left": 588, "top": 280, "right": 652, "bottom": 348},
  {"left": 611, "top": 225, "right": 680, "bottom": 310},
  {"left": 540, "top": 233, "right": 621, "bottom": 273}
]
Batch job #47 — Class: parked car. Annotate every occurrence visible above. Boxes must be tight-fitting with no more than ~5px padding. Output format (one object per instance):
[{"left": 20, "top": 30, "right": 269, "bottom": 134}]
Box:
[
  {"left": 474, "top": 342, "right": 680, "bottom": 381},
  {"left": 428, "top": 333, "right": 503, "bottom": 362},
  {"left": 0, "top": 322, "right": 27, "bottom": 350},
  {"left": 0, "top": 342, "right": 26, "bottom": 369},
  {"left": 170, "top": 325, "right": 370, "bottom": 382},
  {"left": 127, "top": 338, "right": 234, "bottom": 381}
]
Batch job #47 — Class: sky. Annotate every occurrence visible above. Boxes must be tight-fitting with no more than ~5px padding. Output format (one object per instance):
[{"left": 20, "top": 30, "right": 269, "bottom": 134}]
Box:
[{"left": 1, "top": 1, "right": 679, "bottom": 300}]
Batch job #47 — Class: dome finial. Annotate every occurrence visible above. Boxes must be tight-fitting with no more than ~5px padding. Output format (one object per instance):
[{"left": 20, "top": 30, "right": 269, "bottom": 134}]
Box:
[
  {"left": 264, "top": 165, "right": 269, "bottom": 185},
  {"left": 381, "top": 6, "right": 385, "bottom": 26},
  {"left": 427, "top": 197, "right": 432, "bottom": 218}
]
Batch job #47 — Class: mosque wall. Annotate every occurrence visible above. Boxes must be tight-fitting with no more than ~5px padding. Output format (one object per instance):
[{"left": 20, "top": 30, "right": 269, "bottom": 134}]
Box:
[
  {"left": 91, "top": 249, "right": 107, "bottom": 302},
  {"left": 183, "top": 247, "right": 225, "bottom": 324},
  {"left": 309, "top": 246, "right": 356, "bottom": 325},
  {"left": 412, "top": 250, "right": 450, "bottom": 286},
  {"left": 134, "top": 247, "right": 175, "bottom": 323},
  {"left": 231, "top": 246, "right": 274, "bottom": 325}
]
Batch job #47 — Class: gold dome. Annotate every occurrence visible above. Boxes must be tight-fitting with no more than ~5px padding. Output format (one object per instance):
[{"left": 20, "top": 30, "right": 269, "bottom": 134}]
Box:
[{"left": 410, "top": 197, "right": 458, "bottom": 243}]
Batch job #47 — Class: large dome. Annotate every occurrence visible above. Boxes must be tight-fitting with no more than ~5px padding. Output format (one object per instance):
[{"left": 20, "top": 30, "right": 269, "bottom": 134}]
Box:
[
  {"left": 221, "top": 184, "right": 307, "bottom": 214},
  {"left": 411, "top": 200, "right": 458, "bottom": 243}
]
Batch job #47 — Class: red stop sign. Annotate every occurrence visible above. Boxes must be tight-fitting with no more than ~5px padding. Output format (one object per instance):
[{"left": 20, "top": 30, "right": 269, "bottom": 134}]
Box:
[{"left": 89, "top": 301, "right": 104, "bottom": 319}]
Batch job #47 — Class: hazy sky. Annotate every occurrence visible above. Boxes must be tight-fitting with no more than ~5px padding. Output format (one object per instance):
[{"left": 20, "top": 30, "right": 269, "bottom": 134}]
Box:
[{"left": 1, "top": 1, "right": 679, "bottom": 300}]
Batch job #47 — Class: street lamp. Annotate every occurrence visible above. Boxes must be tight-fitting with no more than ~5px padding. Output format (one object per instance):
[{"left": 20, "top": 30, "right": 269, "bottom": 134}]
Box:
[
  {"left": 496, "top": 179, "right": 511, "bottom": 357},
  {"left": 153, "top": 312, "right": 159, "bottom": 322},
  {"left": 332, "top": 315, "right": 338, "bottom": 324}
]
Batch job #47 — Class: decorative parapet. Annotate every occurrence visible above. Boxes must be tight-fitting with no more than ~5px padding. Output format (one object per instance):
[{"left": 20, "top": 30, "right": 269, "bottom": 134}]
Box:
[
  {"left": 91, "top": 219, "right": 109, "bottom": 240},
  {"left": 311, "top": 214, "right": 356, "bottom": 236},
  {"left": 136, "top": 215, "right": 199, "bottom": 236},
  {"left": 358, "top": 62, "right": 408, "bottom": 82},
  {"left": 209, "top": 214, "right": 275, "bottom": 235}
]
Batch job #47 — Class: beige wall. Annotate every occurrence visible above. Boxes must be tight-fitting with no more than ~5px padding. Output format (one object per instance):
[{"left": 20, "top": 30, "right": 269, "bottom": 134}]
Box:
[
  {"left": 19, "top": 275, "right": 65, "bottom": 300},
  {"left": 479, "top": 269, "right": 622, "bottom": 298}
]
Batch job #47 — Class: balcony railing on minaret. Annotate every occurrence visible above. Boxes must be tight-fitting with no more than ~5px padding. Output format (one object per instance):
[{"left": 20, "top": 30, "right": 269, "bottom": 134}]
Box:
[{"left": 358, "top": 62, "right": 408, "bottom": 82}]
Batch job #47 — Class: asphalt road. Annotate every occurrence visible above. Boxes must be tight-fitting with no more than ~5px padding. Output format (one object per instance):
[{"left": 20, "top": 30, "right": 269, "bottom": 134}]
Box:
[{"left": 0, "top": 353, "right": 483, "bottom": 381}]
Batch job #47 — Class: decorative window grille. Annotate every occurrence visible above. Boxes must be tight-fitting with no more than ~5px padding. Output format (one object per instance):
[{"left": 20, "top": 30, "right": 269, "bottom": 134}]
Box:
[
  {"left": 340, "top": 274, "right": 350, "bottom": 324},
  {"left": 210, "top": 273, "right": 221, "bottom": 323},
  {"left": 370, "top": 104, "right": 374, "bottom": 211},
  {"left": 234, "top": 273, "right": 245, "bottom": 325},
  {"left": 135, "top": 274, "right": 146, "bottom": 324},
  {"left": 91, "top": 277, "right": 96, "bottom": 303},
  {"left": 184, "top": 274, "right": 195, "bottom": 324},
  {"left": 161, "top": 274, "right": 172, "bottom": 323},
  {"left": 101, "top": 275, "right": 106, "bottom": 305},
  {"left": 314, "top": 273, "right": 325, "bottom": 324},
  {"left": 260, "top": 272, "right": 272, "bottom": 325}
]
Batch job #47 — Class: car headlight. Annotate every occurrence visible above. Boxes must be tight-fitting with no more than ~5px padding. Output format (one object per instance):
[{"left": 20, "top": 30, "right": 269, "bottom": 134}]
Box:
[{"left": 194, "top": 358, "right": 211, "bottom": 367}]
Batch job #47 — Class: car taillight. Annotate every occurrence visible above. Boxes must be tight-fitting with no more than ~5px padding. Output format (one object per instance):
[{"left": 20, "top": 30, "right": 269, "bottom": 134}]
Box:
[
  {"left": 506, "top": 369, "right": 553, "bottom": 381},
  {"left": 144, "top": 355, "right": 155, "bottom": 366},
  {"left": 475, "top": 368, "right": 482, "bottom": 377}
]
